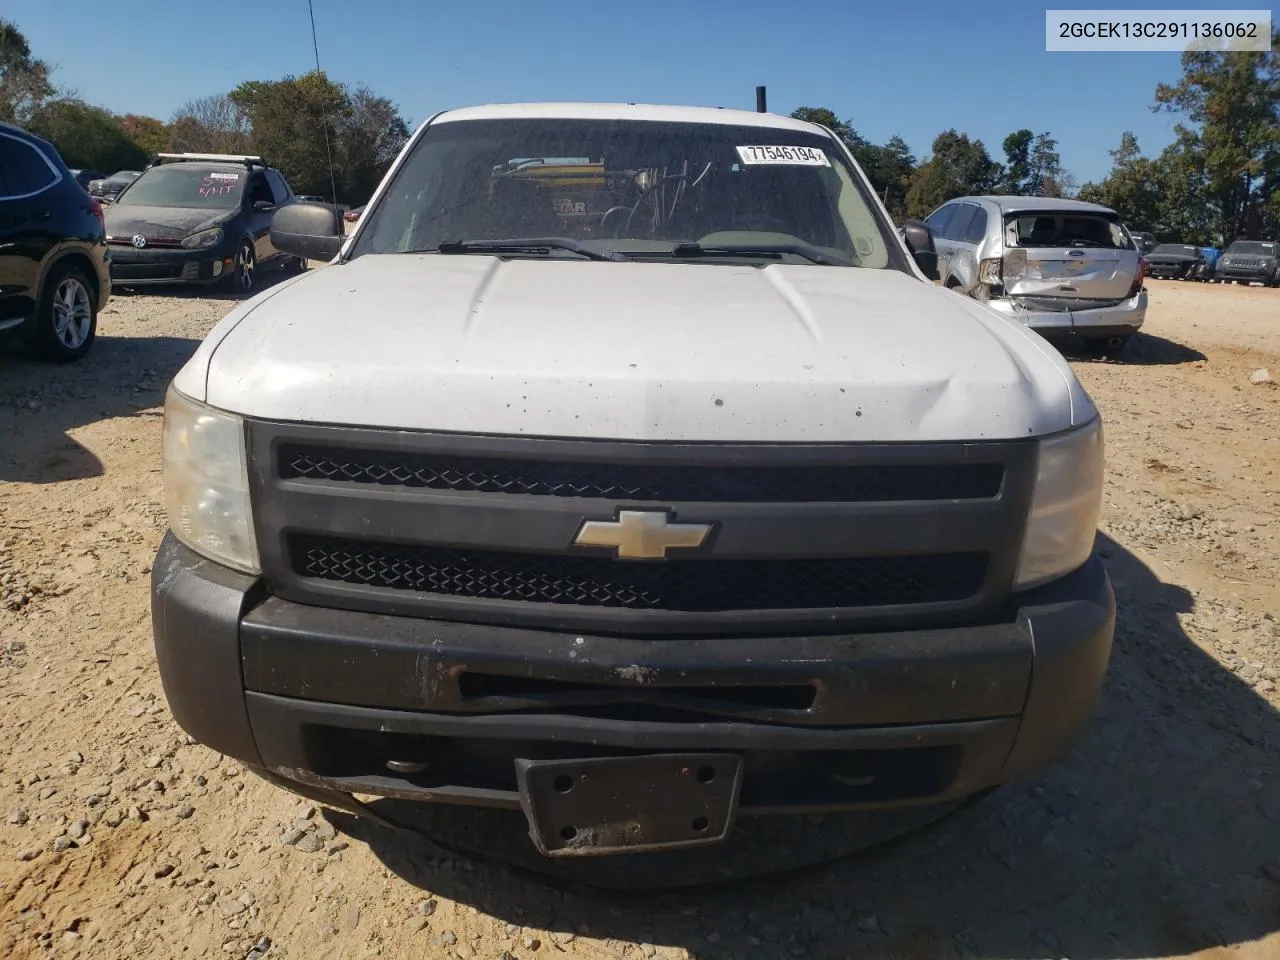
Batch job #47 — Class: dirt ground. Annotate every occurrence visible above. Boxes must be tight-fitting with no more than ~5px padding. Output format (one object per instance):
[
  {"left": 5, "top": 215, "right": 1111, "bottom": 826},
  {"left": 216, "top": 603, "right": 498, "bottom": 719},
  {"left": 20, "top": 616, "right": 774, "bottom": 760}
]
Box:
[{"left": 1, "top": 276, "right": 1278, "bottom": 960}]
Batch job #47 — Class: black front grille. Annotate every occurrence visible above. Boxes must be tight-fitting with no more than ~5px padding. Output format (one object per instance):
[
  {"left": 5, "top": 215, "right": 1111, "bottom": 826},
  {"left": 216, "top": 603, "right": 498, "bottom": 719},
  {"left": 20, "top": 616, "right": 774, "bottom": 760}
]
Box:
[
  {"left": 290, "top": 535, "right": 987, "bottom": 612},
  {"left": 279, "top": 445, "right": 1004, "bottom": 503}
]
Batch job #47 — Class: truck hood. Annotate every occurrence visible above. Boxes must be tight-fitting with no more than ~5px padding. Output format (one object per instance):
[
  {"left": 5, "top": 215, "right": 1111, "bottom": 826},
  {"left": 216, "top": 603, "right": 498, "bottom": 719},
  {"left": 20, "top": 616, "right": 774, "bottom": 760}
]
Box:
[
  {"left": 177, "top": 255, "right": 1090, "bottom": 443},
  {"left": 105, "top": 205, "right": 230, "bottom": 240}
]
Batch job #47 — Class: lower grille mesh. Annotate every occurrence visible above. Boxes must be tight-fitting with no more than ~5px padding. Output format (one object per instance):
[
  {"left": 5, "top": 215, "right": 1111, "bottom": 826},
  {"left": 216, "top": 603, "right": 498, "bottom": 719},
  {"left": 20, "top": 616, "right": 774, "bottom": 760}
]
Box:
[{"left": 290, "top": 536, "right": 987, "bottom": 612}]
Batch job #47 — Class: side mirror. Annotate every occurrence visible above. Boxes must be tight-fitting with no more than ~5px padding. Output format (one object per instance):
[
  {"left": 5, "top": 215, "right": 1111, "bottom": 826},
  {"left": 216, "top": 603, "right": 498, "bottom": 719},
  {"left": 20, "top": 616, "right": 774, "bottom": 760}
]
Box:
[
  {"left": 253, "top": 200, "right": 275, "bottom": 212},
  {"left": 270, "top": 202, "right": 343, "bottom": 262},
  {"left": 901, "top": 219, "right": 939, "bottom": 280}
]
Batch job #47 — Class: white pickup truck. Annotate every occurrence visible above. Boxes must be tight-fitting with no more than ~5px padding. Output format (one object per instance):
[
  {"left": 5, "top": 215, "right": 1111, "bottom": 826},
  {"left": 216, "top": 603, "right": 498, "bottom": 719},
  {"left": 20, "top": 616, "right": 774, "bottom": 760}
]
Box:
[{"left": 151, "top": 102, "right": 1115, "bottom": 858}]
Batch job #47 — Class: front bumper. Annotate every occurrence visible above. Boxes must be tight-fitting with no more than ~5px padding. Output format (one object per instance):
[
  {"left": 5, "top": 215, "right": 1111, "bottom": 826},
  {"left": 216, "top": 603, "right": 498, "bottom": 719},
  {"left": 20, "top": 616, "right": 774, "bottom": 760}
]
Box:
[
  {"left": 152, "top": 533, "right": 1116, "bottom": 829},
  {"left": 986, "top": 289, "right": 1146, "bottom": 336},
  {"left": 108, "top": 245, "right": 233, "bottom": 286},
  {"left": 1214, "top": 265, "right": 1274, "bottom": 283},
  {"left": 1144, "top": 262, "right": 1195, "bottom": 279}
]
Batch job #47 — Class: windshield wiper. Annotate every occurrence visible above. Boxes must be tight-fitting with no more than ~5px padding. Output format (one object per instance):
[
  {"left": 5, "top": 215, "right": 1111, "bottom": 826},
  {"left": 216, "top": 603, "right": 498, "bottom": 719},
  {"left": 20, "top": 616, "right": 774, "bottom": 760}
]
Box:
[
  {"left": 435, "top": 237, "right": 623, "bottom": 262},
  {"left": 664, "top": 241, "right": 852, "bottom": 267}
]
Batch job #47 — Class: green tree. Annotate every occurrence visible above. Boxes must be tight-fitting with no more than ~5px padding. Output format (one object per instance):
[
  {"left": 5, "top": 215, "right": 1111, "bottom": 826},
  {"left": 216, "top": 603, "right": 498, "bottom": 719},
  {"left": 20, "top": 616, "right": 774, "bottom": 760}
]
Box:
[
  {"left": 26, "top": 99, "right": 147, "bottom": 171},
  {"left": 905, "top": 130, "right": 1000, "bottom": 217},
  {"left": 789, "top": 106, "right": 865, "bottom": 150},
  {"left": 230, "top": 72, "right": 350, "bottom": 198},
  {"left": 1153, "top": 129, "right": 1217, "bottom": 242},
  {"left": 333, "top": 87, "right": 410, "bottom": 203},
  {"left": 999, "top": 130, "right": 1071, "bottom": 196},
  {"left": 1153, "top": 29, "right": 1280, "bottom": 240},
  {"left": 1000, "top": 129, "right": 1034, "bottom": 193},
  {"left": 1077, "top": 132, "right": 1164, "bottom": 232},
  {"left": 790, "top": 107, "right": 916, "bottom": 218},
  {"left": 856, "top": 136, "right": 916, "bottom": 219},
  {"left": 117, "top": 113, "right": 168, "bottom": 158},
  {"left": 1029, "top": 133, "right": 1073, "bottom": 196},
  {"left": 0, "top": 19, "right": 54, "bottom": 123},
  {"left": 1077, "top": 131, "right": 1215, "bottom": 242}
]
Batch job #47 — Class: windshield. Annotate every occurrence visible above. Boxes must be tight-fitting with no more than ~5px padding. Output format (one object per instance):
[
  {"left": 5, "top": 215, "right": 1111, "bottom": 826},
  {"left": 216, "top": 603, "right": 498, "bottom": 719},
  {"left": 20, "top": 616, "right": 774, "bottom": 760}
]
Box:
[
  {"left": 118, "top": 165, "right": 245, "bottom": 209},
  {"left": 1152, "top": 244, "right": 1198, "bottom": 256},
  {"left": 352, "top": 117, "right": 892, "bottom": 267},
  {"left": 1005, "top": 212, "right": 1131, "bottom": 249},
  {"left": 1226, "top": 241, "right": 1276, "bottom": 256}
]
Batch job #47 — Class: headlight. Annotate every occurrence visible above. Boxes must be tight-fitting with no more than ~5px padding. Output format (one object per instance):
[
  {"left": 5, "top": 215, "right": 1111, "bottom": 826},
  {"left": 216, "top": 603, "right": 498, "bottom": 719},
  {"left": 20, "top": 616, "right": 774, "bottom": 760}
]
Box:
[
  {"left": 978, "top": 258, "right": 1002, "bottom": 285},
  {"left": 162, "top": 386, "right": 259, "bottom": 574},
  {"left": 1015, "top": 418, "right": 1104, "bottom": 590},
  {"left": 181, "top": 227, "right": 224, "bottom": 250}
]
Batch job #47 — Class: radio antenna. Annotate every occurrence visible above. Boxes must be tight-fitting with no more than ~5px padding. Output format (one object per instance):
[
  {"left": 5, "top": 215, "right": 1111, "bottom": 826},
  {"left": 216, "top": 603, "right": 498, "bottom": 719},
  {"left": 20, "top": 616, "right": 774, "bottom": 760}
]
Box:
[{"left": 308, "top": 0, "right": 340, "bottom": 207}]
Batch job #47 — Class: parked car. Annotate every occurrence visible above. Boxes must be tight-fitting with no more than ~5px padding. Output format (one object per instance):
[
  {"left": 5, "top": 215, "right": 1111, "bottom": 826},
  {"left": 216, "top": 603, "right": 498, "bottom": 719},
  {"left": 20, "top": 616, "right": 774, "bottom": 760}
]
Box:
[
  {"left": 69, "top": 168, "right": 108, "bottom": 190},
  {"left": 88, "top": 169, "right": 142, "bottom": 202},
  {"left": 1143, "top": 243, "right": 1209, "bottom": 281},
  {"left": 1129, "top": 230, "right": 1157, "bottom": 255},
  {"left": 104, "top": 153, "right": 305, "bottom": 293},
  {"left": 343, "top": 204, "right": 365, "bottom": 224},
  {"left": 152, "top": 102, "right": 1114, "bottom": 861},
  {"left": 1212, "top": 240, "right": 1279, "bottom": 286},
  {"left": 0, "top": 122, "right": 111, "bottom": 361},
  {"left": 925, "top": 195, "right": 1146, "bottom": 357}
]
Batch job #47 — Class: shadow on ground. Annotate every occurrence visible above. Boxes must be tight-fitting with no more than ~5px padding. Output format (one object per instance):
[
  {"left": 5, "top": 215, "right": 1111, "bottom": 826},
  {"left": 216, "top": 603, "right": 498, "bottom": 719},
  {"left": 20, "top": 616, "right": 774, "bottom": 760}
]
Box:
[
  {"left": 1058, "top": 331, "right": 1208, "bottom": 366},
  {"left": 0, "top": 270, "right": 296, "bottom": 484},
  {"left": 0, "top": 335, "right": 198, "bottom": 483},
  {"left": 333, "top": 534, "right": 1279, "bottom": 959}
]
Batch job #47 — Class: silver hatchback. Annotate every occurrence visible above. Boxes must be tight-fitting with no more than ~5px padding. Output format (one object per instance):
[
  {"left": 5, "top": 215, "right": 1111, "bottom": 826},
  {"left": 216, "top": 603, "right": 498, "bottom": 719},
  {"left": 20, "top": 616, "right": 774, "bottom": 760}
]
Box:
[{"left": 923, "top": 196, "right": 1147, "bottom": 356}]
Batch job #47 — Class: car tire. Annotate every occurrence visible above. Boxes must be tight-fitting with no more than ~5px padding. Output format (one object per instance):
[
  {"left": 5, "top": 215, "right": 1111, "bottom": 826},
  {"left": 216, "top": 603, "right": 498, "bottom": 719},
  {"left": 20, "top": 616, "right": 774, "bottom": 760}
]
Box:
[
  {"left": 224, "top": 239, "right": 256, "bottom": 295},
  {"left": 1086, "top": 334, "right": 1131, "bottom": 360},
  {"left": 284, "top": 255, "right": 307, "bottom": 275},
  {"left": 29, "top": 262, "right": 97, "bottom": 363}
]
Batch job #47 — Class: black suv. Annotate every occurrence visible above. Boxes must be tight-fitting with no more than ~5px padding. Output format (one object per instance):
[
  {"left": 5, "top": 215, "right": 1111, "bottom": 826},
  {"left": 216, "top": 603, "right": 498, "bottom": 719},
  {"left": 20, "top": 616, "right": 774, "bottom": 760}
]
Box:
[
  {"left": 1129, "top": 230, "right": 1157, "bottom": 255},
  {"left": 1213, "top": 240, "right": 1279, "bottom": 286},
  {"left": 105, "top": 154, "right": 305, "bottom": 294},
  {"left": 0, "top": 122, "right": 111, "bottom": 362}
]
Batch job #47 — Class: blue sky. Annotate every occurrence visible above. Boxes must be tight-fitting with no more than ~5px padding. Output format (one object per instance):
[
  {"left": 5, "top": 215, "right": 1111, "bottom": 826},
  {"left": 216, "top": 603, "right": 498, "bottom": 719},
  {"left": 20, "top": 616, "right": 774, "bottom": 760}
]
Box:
[{"left": 6, "top": 0, "right": 1264, "bottom": 184}]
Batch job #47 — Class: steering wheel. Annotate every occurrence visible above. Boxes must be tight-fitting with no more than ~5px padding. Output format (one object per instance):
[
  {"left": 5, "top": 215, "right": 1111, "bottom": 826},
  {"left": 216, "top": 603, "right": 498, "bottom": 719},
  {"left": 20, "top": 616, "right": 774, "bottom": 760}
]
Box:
[{"left": 600, "top": 206, "right": 633, "bottom": 238}]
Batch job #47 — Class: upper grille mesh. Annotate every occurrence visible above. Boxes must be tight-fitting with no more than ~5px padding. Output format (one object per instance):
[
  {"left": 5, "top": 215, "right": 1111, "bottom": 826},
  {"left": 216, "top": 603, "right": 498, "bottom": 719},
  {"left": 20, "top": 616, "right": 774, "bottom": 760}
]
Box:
[{"left": 279, "top": 445, "right": 1004, "bottom": 503}]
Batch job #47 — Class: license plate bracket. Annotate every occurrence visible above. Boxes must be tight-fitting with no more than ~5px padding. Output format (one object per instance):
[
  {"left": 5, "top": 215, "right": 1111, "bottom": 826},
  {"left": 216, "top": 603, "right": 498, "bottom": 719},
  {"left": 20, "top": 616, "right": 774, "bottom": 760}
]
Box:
[{"left": 515, "top": 754, "right": 743, "bottom": 857}]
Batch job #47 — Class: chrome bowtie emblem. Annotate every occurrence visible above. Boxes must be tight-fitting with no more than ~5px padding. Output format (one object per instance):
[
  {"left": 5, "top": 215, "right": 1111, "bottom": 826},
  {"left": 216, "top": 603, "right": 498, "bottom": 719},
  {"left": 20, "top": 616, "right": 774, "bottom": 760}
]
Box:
[
  {"left": 573, "top": 510, "right": 712, "bottom": 560},
  {"left": 131, "top": 234, "right": 147, "bottom": 248}
]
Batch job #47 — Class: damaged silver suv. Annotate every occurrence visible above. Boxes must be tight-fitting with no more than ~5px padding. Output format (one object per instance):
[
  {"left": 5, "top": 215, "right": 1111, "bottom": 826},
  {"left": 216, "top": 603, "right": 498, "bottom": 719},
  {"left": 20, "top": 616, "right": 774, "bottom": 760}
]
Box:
[{"left": 926, "top": 196, "right": 1146, "bottom": 358}]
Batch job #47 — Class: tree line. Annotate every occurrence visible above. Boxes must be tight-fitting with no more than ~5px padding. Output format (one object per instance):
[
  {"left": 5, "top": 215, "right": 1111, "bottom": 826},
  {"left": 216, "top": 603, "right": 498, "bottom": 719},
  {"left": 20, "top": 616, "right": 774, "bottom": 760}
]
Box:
[
  {"left": 0, "top": 19, "right": 408, "bottom": 205},
  {"left": 3, "top": 17, "right": 1277, "bottom": 241},
  {"left": 795, "top": 32, "right": 1277, "bottom": 244}
]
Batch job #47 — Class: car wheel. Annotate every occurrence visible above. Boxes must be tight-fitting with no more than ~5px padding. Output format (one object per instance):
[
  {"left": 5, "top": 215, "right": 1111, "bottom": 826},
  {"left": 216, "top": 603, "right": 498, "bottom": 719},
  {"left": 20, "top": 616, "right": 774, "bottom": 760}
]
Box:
[
  {"left": 225, "top": 239, "right": 256, "bottom": 295},
  {"left": 30, "top": 262, "right": 97, "bottom": 362},
  {"left": 1086, "top": 334, "right": 1131, "bottom": 360},
  {"left": 285, "top": 255, "right": 307, "bottom": 275}
]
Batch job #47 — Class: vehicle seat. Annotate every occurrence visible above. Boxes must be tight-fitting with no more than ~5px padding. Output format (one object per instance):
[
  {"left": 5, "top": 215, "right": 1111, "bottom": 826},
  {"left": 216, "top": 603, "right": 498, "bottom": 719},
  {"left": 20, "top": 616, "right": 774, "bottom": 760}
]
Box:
[{"left": 1028, "top": 217, "right": 1058, "bottom": 243}]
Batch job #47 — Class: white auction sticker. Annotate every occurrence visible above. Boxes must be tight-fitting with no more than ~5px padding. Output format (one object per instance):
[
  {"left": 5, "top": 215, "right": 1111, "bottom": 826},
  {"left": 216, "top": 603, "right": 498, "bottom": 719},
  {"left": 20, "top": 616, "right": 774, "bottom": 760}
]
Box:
[
  {"left": 736, "top": 145, "right": 830, "bottom": 167},
  {"left": 208, "top": 172, "right": 240, "bottom": 181}
]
